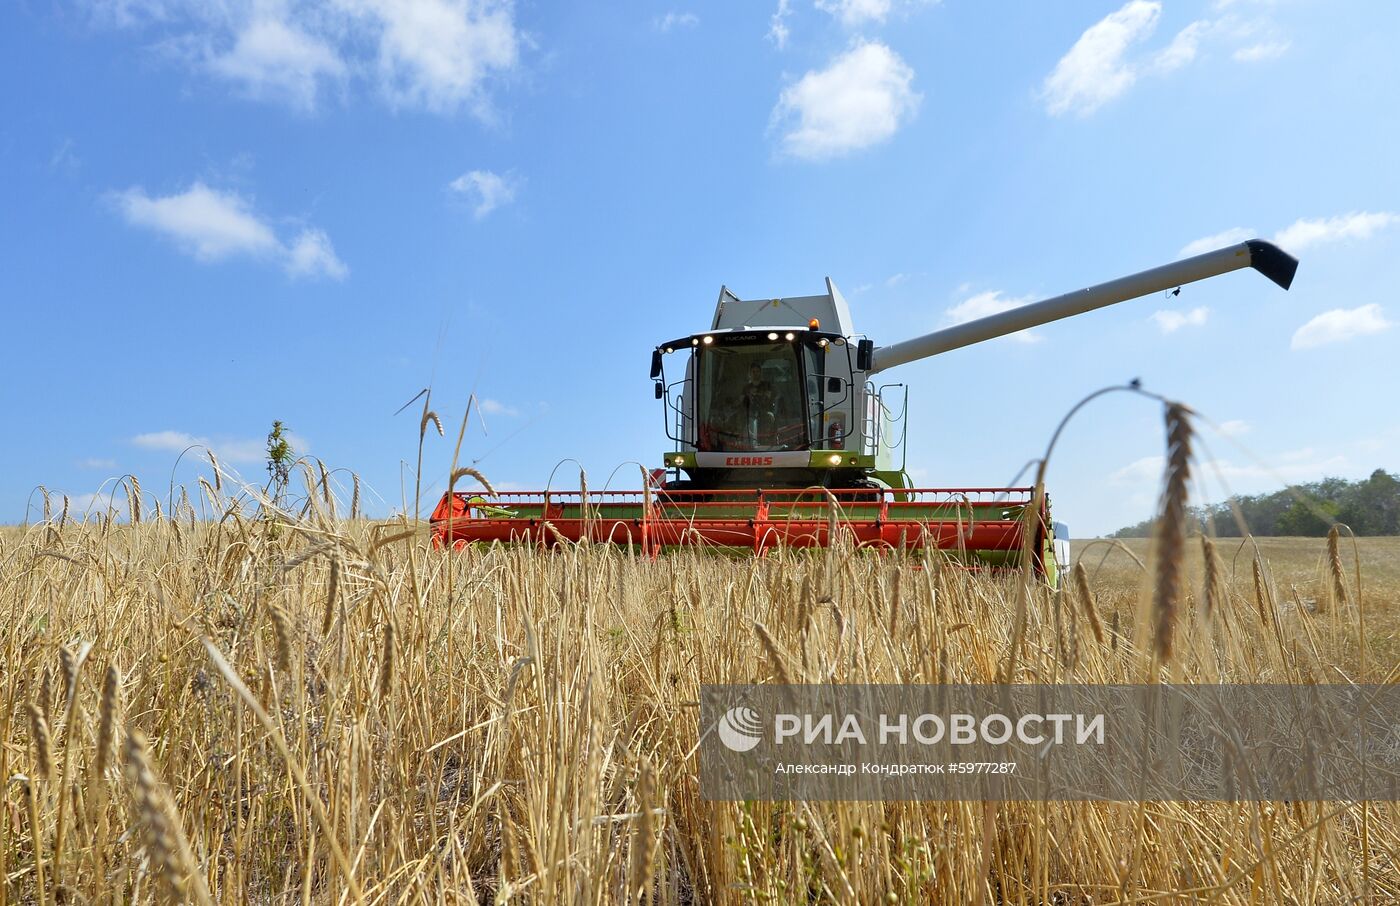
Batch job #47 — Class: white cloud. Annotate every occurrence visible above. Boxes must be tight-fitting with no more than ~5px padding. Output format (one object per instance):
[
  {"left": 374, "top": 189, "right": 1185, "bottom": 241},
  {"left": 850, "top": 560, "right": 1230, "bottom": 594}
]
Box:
[
  {"left": 655, "top": 11, "right": 699, "bottom": 32},
  {"left": 132, "top": 430, "right": 203, "bottom": 452},
  {"left": 1179, "top": 226, "right": 1255, "bottom": 257},
  {"left": 1151, "top": 19, "right": 1209, "bottom": 73},
  {"left": 772, "top": 41, "right": 920, "bottom": 160},
  {"left": 1041, "top": 4, "right": 1258, "bottom": 116},
  {"left": 449, "top": 169, "right": 518, "bottom": 218},
  {"left": 1150, "top": 305, "right": 1210, "bottom": 333},
  {"left": 132, "top": 429, "right": 309, "bottom": 464},
  {"left": 1218, "top": 419, "right": 1251, "bottom": 437},
  {"left": 943, "top": 291, "right": 1041, "bottom": 343},
  {"left": 285, "top": 228, "right": 349, "bottom": 280},
  {"left": 1181, "top": 212, "right": 1397, "bottom": 259},
  {"left": 1290, "top": 304, "right": 1393, "bottom": 350},
  {"left": 479, "top": 398, "right": 519, "bottom": 416},
  {"left": 50, "top": 138, "right": 81, "bottom": 173},
  {"left": 1042, "top": 1, "right": 1161, "bottom": 117},
  {"left": 207, "top": 15, "right": 347, "bottom": 110},
  {"left": 115, "top": 182, "right": 279, "bottom": 261},
  {"left": 816, "top": 0, "right": 892, "bottom": 27},
  {"left": 58, "top": 491, "right": 130, "bottom": 519},
  {"left": 1110, "top": 451, "right": 1354, "bottom": 488},
  {"left": 767, "top": 0, "right": 792, "bottom": 49},
  {"left": 1233, "top": 39, "right": 1289, "bottom": 62},
  {"left": 884, "top": 272, "right": 908, "bottom": 287},
  {"left": 1273, "top": 211, "right": 1397, "bottom": 253},
  {"left": 1110, "top": 455, "right": 1164, "bottom": 484},
  {"left": 78, "top": 457, "right": 119, "bottom": 470},
  {"left": 113, "top": 182, "right": 346, "bottom": 279},
  {"left": 336, "top": 0, "right": 520, "bottom": 116},
  {"left": 91, "top": 0, "right": 521, "bottom": 118}
]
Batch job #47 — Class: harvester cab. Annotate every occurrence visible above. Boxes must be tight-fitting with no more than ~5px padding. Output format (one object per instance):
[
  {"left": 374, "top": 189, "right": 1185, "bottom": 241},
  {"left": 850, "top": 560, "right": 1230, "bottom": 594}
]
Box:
[
  {"left": 650, "top": 278, "right": 904, "bottom": 493},
  {"left": 433, "top": 238, "right": 1297, "bottom": 582}
]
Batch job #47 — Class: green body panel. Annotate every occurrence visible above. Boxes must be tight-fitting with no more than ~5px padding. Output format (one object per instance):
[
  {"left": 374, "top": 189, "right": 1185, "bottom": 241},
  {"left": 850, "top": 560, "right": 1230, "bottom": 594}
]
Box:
[{"left": 660, "top": 450, "right": 876, "bottom": 471}]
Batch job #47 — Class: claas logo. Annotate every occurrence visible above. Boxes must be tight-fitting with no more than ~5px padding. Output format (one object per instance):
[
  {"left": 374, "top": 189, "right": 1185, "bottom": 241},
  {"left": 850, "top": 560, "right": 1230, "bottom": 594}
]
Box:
[{"left": 724, "top": 456, "right": 774, "bottom": 466}]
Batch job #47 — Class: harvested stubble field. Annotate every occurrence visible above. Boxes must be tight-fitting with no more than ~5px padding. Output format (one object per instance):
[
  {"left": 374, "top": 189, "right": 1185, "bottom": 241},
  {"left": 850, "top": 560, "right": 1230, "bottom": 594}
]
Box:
[{"left": 1, "top": 492, "right": 1397, "bottom": 904}]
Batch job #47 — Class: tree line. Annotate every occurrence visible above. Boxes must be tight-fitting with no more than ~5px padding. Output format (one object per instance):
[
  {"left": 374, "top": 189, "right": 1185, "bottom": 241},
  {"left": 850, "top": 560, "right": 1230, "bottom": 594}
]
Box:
[{"left": 1111, "top": 469, "right": 1400, "bottom": 538}]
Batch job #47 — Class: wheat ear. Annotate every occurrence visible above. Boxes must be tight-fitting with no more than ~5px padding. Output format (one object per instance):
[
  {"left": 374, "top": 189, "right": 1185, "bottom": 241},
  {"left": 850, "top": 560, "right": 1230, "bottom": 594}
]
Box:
[
  {"left": 1072, "top": 562, "right": 1105, "bottom": 645},
  {"left": 124, "top": 729, "right": 212, "bottom": 905},
  {"left": 1326, "top": 525, "right": 1347, "bottom": 610},
  {"left": 1152, "top": 403, "right": 1193, "bottom": 664}
]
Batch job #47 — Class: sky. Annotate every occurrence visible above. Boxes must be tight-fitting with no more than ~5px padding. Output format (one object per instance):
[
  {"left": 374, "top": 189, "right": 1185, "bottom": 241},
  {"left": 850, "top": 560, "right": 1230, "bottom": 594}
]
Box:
[{"left": 2, "top": 0, "right": 1398, "bottom": 535}]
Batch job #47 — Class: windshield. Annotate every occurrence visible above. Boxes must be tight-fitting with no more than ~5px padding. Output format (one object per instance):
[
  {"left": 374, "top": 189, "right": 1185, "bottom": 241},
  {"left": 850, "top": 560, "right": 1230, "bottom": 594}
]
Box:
[{"left": 695, "top": 342, "right": 807, "bottom": 451}]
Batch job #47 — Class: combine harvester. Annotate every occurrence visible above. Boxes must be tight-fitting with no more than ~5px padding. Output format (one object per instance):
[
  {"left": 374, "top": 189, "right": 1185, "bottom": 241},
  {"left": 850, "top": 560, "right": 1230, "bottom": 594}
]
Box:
[{"left": 432, "top": 240, "right": 1296, "bottom": 581}]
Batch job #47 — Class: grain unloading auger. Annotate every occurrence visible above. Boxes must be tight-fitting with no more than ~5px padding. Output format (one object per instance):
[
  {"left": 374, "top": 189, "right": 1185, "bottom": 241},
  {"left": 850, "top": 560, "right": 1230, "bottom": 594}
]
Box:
[{"left": 432, "top": 240, "right": 1297, "bottom": 580}]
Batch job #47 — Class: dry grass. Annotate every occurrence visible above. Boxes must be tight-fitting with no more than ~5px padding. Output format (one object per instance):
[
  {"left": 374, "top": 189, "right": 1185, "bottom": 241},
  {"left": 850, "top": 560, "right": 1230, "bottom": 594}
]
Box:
[
  {"left": 1076, "top": 534, "right": 1400, "bottom": 673},
  {"left": 1, "top": 483, "right": 1397, "bottom": 904}
]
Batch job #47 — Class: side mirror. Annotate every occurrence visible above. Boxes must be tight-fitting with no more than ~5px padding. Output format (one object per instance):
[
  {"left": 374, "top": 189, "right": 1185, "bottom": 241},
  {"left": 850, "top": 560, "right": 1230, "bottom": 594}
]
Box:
[
  {"left": 650, "top": 349, "right": 663, "bottom": 379},
  {"left": 654, "top": 380, "right": 665, "bottom": 400},
  {"left": 856, "top": 339, "right": 874, "bottom": 371},
  {"left": 826, "top": 377, "right": 842, "bottom": 393}
]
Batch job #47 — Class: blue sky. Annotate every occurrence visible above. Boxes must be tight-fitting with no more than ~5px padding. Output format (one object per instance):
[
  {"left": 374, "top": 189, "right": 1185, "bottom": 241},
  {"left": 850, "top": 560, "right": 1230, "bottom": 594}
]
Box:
[{"left": 2, "top": 0, "right": 1397, "bottom": 534}]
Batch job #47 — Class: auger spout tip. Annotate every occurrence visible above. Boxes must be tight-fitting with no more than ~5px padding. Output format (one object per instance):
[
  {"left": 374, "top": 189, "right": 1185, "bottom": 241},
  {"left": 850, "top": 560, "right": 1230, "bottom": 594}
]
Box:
[{"left": 1245, "top": 239, "right": 1299, "bottom": 290}]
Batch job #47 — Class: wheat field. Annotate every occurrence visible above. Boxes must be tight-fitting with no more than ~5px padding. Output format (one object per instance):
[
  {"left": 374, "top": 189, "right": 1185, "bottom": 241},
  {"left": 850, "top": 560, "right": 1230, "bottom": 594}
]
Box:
[{"left": 1, "top": 470, "right": 1397, "bottom": 904}]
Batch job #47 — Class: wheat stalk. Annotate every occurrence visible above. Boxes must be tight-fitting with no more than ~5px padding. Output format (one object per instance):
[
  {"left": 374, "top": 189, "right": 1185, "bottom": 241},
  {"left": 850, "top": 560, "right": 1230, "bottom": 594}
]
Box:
[
  {"left": 449, "top": 466, "right": 497, "bottom": 496},
  {"left": 379, "top": 622, "right": 396, "bottom": 698},
  {"left": 268, "top": 599, "right": 294, "bottom": 673},
  {"left": 753, "top": 621, "right": 795, "bottom": 686},
  {"left": 123, "top": 729, "right": 212, "bottom": 906},
  {"left": 1151, "top": 403, "right": 1193, "bottom": 664},
  {"left": 1326, "top": 525, "right": 1347, "bottom": 611},
  {"left": 1201, "top": 535, "right": 1222, "bottom": 620},
  {"left": 39, "top": 668, "right": 55, "bottom": 737},
  {"left": 96, "top": 664, "right": 122, "bottom": 777},
  {"left": 1072, "top": 562, "right": 1105, "bottom": 645},
  {"left": 322, "top": 555, "right": 340, "bottom": 635},
  {"left": 18, "top": 774, "right": 46, "bottom": 904},
  {"left": 59, "top": 646, "right": 79, "bottom": 708},
  {"left": 28, "top": 702, "right": 53, "bottom": 782}
]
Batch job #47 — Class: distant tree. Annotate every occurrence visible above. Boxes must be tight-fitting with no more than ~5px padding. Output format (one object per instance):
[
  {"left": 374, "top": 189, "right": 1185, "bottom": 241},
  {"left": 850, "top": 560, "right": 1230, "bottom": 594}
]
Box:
[
  {"left": 1338, "top": 469, "right": 1400, "bottom": 534},
  {"left": 1109, "top": 469, "right": 1399, "bottom": 537},
  {"left": 1275, "top": 499, "right": 1338, "bottom": 537}
]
